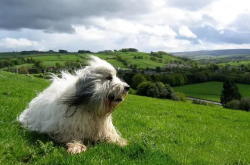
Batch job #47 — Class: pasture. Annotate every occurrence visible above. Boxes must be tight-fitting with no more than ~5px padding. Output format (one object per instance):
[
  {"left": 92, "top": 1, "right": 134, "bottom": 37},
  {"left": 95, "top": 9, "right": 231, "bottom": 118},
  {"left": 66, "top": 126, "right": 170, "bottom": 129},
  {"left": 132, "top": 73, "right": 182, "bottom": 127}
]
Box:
[
  {"left": 0, "top": 51, "right": 183, "bottom": 69},
  {"left": 218, "top": 60, "right": 250, "bottom": 67},
  {"left": 173, "top": 81, "right": 250, "bottom": 102},
  {"left": 1, "top": 71, "right": 250, "bottom": 164}
]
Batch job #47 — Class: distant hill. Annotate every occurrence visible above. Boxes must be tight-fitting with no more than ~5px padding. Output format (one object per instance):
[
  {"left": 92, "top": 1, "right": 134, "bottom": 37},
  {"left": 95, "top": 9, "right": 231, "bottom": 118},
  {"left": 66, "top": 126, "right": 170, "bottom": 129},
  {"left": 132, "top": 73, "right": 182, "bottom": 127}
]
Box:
[
  {"left": 0, "top": 51, "right": 184, "bottom": 69},
  {"left": 172, "top": 49, "right": 250, "bottom": 59}
]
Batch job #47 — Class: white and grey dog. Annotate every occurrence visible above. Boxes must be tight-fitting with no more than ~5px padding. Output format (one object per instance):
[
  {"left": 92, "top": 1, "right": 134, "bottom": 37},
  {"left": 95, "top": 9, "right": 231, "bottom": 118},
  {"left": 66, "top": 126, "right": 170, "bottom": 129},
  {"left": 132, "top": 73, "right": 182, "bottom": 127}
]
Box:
[{"left": 18, "top": 56, "right": 129, "bottom": 154}]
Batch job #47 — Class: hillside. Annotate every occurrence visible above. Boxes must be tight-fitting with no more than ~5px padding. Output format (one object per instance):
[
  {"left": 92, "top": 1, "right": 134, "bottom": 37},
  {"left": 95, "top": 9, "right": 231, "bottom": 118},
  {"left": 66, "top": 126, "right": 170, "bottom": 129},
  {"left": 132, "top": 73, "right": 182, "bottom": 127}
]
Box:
[
  {"left": 173, "top": 81, "right": 250, "bottom": 102},
  {"left": 172, "top": 49, "right": 250, "bottom": 60},
  {"left": 1, "top": 71, "right": 250, "bottom": 164},
  {"left": 0, "top": 51, "right": 183, "bottom": 69}
]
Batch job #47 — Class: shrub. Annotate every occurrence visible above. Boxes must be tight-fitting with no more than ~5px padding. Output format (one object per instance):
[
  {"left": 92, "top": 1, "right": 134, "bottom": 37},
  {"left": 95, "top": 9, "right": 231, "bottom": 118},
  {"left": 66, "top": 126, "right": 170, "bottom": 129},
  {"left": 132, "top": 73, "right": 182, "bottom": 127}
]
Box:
[
  {"left": 225, "top": 100, "right": 240, "bottom": 110},
  {"left": 156, "top": 82, "right": 167, "bottom": 98},
  {"left": 192, "top": 99, "right": 207, "bottom": 105},
  {"left": 164, "top": 84, "right": 176, "bottom": 100},
  {"left": 136, "top": 82, "right": 178, "bottom": 101},
  {"left": 129, "top": 88, "right": 136, "bottom": 95},
  {"left": 239, "top": 97, "right": 250, "bottom": 111},
  {"left": 136, "top": 82, "right": 152, "bottom": 96},
  {"left": 18, "top": 67, "right": 29, "bottom": 74},
  {"left": 175, "top": 92, "right": 187, "bottom": 102},
  {"left": 146, "top": 83, "right": 159, "bottom": 98}
]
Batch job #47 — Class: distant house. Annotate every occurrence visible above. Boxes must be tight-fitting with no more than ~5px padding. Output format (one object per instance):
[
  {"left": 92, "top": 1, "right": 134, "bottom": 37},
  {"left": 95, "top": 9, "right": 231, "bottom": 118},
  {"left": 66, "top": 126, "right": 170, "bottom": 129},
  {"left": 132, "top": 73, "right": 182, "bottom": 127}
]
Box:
[
  {"left": 116, "top": 67, "right": 132, "bottom": 73},
  {"left": 166, "top": 64, "right": 191, "bottom": 69},
  {"left": 143, "top": 71, "right": 157, "bottom": 75}
]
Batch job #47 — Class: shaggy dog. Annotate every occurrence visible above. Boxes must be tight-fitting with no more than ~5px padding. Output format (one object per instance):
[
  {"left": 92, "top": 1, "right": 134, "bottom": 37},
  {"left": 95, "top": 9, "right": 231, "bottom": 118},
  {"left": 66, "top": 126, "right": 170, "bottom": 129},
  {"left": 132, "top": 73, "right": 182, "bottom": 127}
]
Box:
[{"left": 18, "top": 56, "right": 129, "bottom": 154}]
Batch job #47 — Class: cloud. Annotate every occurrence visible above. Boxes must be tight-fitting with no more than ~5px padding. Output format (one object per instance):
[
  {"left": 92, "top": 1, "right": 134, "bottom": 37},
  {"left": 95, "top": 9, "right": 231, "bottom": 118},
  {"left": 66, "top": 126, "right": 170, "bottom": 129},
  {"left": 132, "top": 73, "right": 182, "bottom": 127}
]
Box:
[
  {"left": 0, "top": 0, "right": 250, "bottom": 52},
  {"left": 230, "top": 13, "right": 250, "bottom": 32},
  {"left": 192, "top": 25, "right": 250, "bottom": 44},
  {"left": 178, "top": 26, "right": 197, "bottom": 38},
  {"left": 167, "top": 0, "right": 216, "bottom": 10},
  {"left": 88, "top": 18, "right": 177, "bottom": 37},
  {"left": 201, "top": 0, "right": 250, "bottom": 30},
  {"left": 0, "top": 0, "right": 152, "bottom": 33},
  {"left": 0, "top": 38, "right": 44, "bottom": 50}
]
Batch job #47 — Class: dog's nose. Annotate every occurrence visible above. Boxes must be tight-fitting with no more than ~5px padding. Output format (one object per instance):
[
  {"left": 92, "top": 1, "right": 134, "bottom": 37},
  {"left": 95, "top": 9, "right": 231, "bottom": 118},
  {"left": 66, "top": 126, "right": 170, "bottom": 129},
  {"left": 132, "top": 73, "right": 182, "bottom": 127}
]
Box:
[{"left": 124, "top": 86, "right": 130, "bottom": 91}]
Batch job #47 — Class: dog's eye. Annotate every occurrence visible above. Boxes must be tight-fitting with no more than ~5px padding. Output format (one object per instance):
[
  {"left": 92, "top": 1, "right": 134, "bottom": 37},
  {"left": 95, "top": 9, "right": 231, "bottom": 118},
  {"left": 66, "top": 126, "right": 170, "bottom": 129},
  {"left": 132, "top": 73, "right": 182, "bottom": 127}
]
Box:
[{"left": 106, "top": 76, "right": 113, "bottom": 81}]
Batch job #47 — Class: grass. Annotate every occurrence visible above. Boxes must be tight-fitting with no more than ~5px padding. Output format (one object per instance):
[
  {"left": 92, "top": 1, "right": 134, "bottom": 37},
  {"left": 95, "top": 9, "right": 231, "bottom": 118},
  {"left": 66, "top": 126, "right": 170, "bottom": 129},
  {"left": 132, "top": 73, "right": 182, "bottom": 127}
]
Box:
[
  {"left": 0, "top": 52, "right": 183, "bottom": 69},
  {"left": 173, "top": 81, "right": 250, "bottom": 102},
  {"left": 1, "top": 71, "right": 250, "bottom": 164},
  {"left": 218, "top": 60, "right": 250, "bottom": 67}
]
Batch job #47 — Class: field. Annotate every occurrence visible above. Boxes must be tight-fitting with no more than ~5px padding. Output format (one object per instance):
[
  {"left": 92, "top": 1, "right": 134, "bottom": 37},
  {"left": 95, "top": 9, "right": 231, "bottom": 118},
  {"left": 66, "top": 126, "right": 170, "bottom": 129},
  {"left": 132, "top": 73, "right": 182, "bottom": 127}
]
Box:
[
  {"left": 0, "top": 51, "right": 182, "bottom": 69},
  {"left": 218, "top": 60, "right": 250, "bottom": 67},
  {"left": 173, "top": 81, "right": 250, "bottom": 102},
  {"left": 1, "top": 71, "right": 250, "bottom": 164}
]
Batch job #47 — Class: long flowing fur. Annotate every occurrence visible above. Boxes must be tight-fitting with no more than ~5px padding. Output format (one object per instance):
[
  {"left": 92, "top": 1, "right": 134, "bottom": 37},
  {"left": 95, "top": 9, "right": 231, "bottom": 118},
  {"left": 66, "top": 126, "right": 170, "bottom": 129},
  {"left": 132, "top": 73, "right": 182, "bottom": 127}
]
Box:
[{"left": 18, "top": 56, "right": 129, "bottom": 147}]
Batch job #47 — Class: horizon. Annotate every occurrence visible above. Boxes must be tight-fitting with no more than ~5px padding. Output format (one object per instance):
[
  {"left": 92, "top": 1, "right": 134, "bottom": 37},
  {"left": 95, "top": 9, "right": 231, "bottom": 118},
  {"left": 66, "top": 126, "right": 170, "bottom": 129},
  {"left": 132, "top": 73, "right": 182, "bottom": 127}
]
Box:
[{"left": 1, "top": 48, "right": 250, "bottom": 54}]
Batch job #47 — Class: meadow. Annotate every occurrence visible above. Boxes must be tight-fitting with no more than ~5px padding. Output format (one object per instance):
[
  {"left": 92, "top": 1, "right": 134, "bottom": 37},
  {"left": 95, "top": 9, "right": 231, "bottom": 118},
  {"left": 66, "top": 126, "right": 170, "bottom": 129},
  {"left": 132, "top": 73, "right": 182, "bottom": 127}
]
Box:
[
  {"left": 1, "top": 71, "right": 250, "bottom": 164},
  {"left": 218, "top": 60, "right": 250, "bottom": 67},
  {"left": 0, "top": 51, "right": 182, "bottom": 69},
  {"left": 173, "top": 81, "right": 250, "bottom": 102}
]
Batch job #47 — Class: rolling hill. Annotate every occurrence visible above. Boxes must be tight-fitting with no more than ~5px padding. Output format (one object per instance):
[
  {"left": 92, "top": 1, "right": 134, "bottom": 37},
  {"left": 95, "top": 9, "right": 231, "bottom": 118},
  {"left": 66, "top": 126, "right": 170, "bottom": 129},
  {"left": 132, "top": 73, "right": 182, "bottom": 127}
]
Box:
[
  {"left": 0, "top": 51, "right": 183, "bottom": 69},
  {"left": 1, "top": 71, "right": 250, "bottom": 164},
  {"left": 172, "top": 49, "right": 250, "bottom": 60}
]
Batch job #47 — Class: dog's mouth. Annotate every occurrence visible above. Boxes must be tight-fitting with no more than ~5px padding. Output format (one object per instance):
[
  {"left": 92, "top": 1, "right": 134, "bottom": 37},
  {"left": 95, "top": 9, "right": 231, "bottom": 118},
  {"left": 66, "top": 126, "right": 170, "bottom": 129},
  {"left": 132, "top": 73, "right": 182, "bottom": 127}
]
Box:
[{"left": 108, "top": 95, "right": 124, "bottom": 102}]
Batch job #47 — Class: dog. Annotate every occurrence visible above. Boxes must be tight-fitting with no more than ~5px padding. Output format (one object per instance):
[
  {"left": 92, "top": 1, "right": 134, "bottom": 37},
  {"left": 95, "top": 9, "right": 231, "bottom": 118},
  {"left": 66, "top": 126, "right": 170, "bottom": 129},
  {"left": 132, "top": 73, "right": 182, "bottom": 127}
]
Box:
[{"left": 18, "top": 56, "right": 129, "bottom": 154}]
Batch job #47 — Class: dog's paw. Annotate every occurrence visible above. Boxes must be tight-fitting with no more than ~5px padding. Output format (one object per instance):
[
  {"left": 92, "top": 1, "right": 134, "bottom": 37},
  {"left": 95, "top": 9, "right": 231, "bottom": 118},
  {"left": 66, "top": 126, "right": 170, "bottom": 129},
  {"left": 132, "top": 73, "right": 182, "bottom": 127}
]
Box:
[
  {"left": 66, "top": 141, "right": 87, "bottom": 154},
  {"left": 117, "top": 138, "right": 127, "bottom": 147}
]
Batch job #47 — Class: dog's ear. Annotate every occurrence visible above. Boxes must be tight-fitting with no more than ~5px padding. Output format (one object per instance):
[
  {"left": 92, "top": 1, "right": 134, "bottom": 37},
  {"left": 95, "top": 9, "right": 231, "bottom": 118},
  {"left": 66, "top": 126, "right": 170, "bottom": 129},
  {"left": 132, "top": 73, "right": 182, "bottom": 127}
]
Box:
[{"left": 61, "top": 77, "right": 95, "bottom": 107}]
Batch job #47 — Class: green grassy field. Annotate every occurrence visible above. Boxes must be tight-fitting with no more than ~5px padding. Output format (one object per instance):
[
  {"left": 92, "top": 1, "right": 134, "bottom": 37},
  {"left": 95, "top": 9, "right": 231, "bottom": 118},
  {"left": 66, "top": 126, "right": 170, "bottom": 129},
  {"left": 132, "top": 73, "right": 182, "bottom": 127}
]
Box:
[
  {"left": 0, "top": 51, "right": 183, "bottom": 69},
  {"left": 1, "top": 71, "right": 250, "bottom": 164},
  {"left": 173, "top": 81, "right": 250, "bottom": 102},
  {"left": 218, "top": 60, "right": 250, "bottom": 67}
]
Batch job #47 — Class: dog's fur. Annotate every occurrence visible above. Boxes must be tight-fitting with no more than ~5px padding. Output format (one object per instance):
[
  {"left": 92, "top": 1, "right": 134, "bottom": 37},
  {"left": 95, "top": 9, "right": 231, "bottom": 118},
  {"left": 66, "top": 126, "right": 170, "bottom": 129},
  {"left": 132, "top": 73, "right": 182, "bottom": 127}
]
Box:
[{"left": 18, "top": 56, "right": 129, "bottom": 154}]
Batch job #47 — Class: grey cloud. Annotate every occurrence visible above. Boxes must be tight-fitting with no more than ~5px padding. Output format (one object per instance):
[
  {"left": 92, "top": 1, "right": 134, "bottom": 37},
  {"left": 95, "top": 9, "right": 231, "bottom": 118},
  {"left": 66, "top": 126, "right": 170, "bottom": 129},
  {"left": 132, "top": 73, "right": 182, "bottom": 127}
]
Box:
[
  {"left": 230, "top": 13, "right": 250, "bottom": 32},
  {"left": 191, "top": 25, "right": 250, "bottom": 44},
  {"left": 0, "top": 0, "right": 151, "bottom": 33},
  {"left": 167, "top": 0, "right": 215, "bottom": 10}
]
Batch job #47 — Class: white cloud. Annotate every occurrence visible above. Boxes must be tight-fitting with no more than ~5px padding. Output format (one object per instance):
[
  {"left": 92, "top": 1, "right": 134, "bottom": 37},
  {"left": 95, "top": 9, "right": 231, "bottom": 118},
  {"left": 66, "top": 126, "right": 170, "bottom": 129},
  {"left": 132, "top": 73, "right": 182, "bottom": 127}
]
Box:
[
  {"left": 89, "top": 18, "right": 177, "bottom": 37},
  {"left": 0, "top": 0, "right": 250, "bottom": 52},
  {"left": 0, "top": 38, "right": 44, "bottom": 50},
  {"left": 178, "top": 26, "right": 197, "bottom": 38},
  {"left": 201, "top": 0, "right": 250, "bottom": 30}
]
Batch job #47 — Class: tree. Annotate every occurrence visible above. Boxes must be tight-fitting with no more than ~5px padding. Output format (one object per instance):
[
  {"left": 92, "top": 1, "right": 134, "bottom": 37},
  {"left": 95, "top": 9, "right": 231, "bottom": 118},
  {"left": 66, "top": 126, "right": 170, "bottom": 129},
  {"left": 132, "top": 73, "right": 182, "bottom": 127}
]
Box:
[
  {"left": 155, "top": 66, "right": 161, "bottom": 73},
  {"left": 131, "top": 74, "right": 147, "bottom": 89},
  {"left": 59, "top": 49, "right": 68, "bottom": 53},
  {"left": 220, "top": 80, "right": 242, "bottom": 106}
]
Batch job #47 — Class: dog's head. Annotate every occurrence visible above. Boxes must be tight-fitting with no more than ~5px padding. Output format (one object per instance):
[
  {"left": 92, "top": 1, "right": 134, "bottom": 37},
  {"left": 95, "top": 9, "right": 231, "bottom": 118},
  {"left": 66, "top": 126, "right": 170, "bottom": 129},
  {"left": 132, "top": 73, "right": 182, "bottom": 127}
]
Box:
[{"left": 62, "top": 56, "right": 129, "bottom": 115}]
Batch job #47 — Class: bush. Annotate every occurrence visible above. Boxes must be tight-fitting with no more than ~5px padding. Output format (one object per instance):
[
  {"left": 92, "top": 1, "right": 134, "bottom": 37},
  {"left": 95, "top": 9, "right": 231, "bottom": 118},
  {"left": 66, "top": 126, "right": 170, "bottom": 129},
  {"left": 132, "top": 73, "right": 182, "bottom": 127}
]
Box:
[
  {"left": 18, "top": 67, "right": 29, "bottom": 74},
  {"left": 136, "top": 82, "right": 152, "bottom": 96},
  {"left": 136, "top": 82, "right": 177, "bottom": 100},
  {"left": 34, "top": 74, "right": 44, "bottom": 78},
  {"left": 225, "top": 100, "right": 240, "bottom": 110},
  {"left": 164, "top": 84, "right": 176, "bottom": 100},
  {"left": 156, "top": 82, "right": 167, "bottom": 98},
  {"left": 129, "top": 88, "right": 136, "bottom": 95},
  {"left": 175, "top": 92, "right": 187, "bottom": 102},
  {"left": 239, "top": 97, "right": 250, "bottom": 111},
  {"left": 192, "top": 99, "right": 207, "bottom": 105}
]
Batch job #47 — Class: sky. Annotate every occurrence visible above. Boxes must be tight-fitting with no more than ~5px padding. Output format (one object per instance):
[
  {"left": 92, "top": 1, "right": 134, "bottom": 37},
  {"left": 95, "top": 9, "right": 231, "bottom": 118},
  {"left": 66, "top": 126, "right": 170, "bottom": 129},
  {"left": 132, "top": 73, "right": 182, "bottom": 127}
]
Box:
[{"left": 0, "top": 0, "right": 250, "bottom": 53}]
